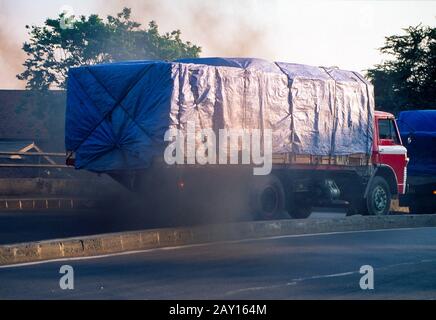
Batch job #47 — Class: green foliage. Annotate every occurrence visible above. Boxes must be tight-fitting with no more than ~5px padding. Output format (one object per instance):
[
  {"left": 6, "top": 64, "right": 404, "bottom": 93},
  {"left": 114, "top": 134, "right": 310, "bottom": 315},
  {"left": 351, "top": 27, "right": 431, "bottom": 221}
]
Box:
[
  {"left": 367, "top": 25, "right": 436, "bottom": 113},
  {"left": 17, "top": 8, "right": 201, "bottom": 90}
]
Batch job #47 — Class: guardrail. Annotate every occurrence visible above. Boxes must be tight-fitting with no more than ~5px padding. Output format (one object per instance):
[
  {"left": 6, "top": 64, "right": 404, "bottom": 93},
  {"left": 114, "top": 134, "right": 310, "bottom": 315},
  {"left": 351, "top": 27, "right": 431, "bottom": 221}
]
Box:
[
  {"left": 0, "top": 151, "right": 65, "bottom": 157},
  {"left": 0, "top": 164, "right": 70, "bottom": 168},
  {"left": 0, "top": 151, "right": 69, "bottom": 168}
]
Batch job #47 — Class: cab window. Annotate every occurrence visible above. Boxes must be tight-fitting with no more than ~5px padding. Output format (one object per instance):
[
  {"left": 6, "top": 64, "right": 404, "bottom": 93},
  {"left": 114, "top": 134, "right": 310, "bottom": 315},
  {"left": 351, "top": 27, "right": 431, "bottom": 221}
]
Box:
[{"left": 378, "top": 119, "right": 400, "bottom": 144}]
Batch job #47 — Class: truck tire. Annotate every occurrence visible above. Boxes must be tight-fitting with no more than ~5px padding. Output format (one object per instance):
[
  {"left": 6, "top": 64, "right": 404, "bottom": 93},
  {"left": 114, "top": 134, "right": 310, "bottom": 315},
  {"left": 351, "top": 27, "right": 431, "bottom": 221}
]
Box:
[
  {"left": 287, "top": 202, "right": 312, "bottom": 219},
  {"left": 346, "top": 199, "right": 368, "bottom": 216},
  {"left": 250, "top": 175, "right": 286, "bottom": 220},
  {"left": 365, "top": 176, "right": 391, "bottom": 216}
]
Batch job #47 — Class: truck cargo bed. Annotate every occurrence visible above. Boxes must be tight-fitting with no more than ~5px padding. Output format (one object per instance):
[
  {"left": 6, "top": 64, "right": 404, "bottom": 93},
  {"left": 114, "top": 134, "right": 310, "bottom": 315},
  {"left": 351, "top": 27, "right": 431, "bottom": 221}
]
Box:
[{"left": 65, "top": 58, "right": 374, "bottom": 173}]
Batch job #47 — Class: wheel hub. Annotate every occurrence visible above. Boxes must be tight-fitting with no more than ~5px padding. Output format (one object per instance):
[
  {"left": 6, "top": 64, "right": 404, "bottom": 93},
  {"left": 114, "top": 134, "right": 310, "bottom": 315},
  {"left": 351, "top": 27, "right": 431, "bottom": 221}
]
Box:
[{"left": 373, "top": 186, "right": 387, "bottom": 213}]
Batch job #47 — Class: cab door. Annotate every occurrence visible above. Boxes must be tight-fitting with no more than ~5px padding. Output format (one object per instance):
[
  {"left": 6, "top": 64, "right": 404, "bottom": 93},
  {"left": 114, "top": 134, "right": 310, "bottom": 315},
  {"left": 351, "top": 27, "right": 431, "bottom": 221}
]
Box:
[{"left": 375, "top": 117, "right": 408, "bottom": 194}]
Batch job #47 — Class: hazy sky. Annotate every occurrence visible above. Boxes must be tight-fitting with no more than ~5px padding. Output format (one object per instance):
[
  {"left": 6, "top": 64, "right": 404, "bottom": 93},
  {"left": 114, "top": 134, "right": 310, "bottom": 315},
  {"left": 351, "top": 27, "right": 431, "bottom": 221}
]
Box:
[{"left": 0, "top": 0, "right": 435, "bottom": 89}]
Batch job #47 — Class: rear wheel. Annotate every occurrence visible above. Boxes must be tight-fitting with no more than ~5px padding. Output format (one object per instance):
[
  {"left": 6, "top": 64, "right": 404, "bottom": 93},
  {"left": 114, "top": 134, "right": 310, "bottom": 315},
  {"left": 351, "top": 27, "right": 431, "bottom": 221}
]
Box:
[
  {"left": 250, "top": 175, "right": 286, "bottom": 220},
  {"left": 346, "top": 198, "right": 368, "bottom": 216},
  {"left": 287, "top": 201, "right": 312, "bottom": 219},
  {"left": 365, "top": 176, "right": 391, "bottom": 216}
]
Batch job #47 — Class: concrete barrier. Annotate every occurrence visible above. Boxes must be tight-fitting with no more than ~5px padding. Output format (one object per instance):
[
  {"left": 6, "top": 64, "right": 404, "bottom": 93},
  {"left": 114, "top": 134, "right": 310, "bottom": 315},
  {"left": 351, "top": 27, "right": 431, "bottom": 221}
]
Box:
[{"left": 1, "top": 214, "right": 436, "bottom": 266}]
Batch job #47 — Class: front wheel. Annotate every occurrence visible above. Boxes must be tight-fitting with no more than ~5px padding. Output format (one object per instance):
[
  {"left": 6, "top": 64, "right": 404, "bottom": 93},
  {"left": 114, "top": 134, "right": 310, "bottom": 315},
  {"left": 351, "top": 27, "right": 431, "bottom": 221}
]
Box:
[{"left": 366, "top": 176, "right": 392, "bottom": 216}]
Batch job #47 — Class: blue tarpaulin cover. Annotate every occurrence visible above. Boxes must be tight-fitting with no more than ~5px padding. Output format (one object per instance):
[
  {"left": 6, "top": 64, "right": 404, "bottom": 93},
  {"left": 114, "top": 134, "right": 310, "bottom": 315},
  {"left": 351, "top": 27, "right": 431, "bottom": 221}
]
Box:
[
  {"left": 398, "top": 110, "right": 436, "bottom": 176},
  {"left": 65, "top": 57, "right": 374, "bottom": 172}
]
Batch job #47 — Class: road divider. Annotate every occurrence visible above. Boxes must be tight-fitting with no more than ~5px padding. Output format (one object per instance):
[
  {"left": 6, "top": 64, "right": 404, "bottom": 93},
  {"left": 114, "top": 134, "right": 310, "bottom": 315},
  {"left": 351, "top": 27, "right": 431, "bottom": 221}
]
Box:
[{"left": 1, "top": 214, "right": 436, "bottom": 266}]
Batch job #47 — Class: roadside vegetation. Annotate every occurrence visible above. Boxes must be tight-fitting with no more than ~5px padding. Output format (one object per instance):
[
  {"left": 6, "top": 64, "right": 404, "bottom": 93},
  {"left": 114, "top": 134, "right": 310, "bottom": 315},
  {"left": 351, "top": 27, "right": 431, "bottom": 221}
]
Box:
[
  {"left": 367, "top": 25, "right": 435, "bottom": 113},
  {"left": 17, "top": 7, "right": 201, "bottom": 90}
]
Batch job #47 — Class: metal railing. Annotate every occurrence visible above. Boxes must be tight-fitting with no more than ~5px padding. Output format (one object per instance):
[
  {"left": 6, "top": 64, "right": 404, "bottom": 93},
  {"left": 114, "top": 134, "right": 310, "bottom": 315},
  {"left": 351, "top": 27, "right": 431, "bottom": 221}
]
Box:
[
  {"left": 0, "top": 151, "right": 70, "bottom": 168},
  {"left": 0, "top": 151, "right": 65, "bottom": 157}
]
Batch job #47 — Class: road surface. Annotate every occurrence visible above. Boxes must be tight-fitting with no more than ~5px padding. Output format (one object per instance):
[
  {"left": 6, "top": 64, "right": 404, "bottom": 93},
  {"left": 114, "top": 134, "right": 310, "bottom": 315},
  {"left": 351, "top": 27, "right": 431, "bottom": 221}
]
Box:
[{"left": 1, "top": 227, "right": 436, "bottom": 299}]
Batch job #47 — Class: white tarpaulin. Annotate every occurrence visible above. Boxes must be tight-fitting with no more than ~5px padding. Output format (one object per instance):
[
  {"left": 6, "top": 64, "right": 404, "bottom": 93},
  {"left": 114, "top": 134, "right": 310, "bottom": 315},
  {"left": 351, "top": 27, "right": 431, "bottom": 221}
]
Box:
[{"left": 66, "top": 57, "right": 374, "bottom": 171}]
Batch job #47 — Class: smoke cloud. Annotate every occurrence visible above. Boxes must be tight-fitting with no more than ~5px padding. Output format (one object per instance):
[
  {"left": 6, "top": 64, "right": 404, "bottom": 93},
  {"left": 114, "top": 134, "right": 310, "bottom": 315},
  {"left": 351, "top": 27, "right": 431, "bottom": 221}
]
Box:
[
  {"left": 0, "top": 1, "right": 27, "bottom": 89},
  {"left": 0, "top": 0, "right": 273, "bottom": 88},
  {"left": 100, "top": 0, "right": 273, "bottom": 58}
]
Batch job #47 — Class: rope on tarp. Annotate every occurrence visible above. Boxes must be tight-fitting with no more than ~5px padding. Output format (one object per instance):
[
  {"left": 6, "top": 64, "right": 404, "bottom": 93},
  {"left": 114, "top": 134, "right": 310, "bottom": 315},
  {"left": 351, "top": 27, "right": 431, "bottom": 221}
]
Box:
[
  {"left": 351, "top": 70, "right": 373, "bottom": 166},
  {"left": 319, "top": 66, "right": 338, "bottom": 163},
  {"left": 273, "top": 62, "right": 295, "bottom": 154}
]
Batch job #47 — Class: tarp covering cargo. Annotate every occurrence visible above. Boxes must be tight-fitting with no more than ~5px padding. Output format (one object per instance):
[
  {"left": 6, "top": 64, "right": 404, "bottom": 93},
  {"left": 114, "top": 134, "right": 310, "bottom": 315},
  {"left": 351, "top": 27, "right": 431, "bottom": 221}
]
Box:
[
  {"left": 398, "top": 110, "right": 436, "bottom": 176},
  {"left": 65, "top": 57, "right": 374, "bottom": 172}
]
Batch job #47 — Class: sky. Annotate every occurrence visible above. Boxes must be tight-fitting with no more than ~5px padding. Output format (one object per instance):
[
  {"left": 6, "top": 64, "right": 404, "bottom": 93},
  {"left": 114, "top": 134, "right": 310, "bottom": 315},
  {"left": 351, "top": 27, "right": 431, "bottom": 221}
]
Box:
[{"left": 0, "top": 0, "right": 435, "bottom": 89}]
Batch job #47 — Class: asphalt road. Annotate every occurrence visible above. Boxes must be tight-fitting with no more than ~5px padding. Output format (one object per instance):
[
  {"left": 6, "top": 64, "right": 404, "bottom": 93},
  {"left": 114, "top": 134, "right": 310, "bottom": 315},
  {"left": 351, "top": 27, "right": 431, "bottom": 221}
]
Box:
[
  {"left": 0, "top": 208, "right": 346, "bottom": 245},
  {"left": 1, "top": 227, "right": 436, "bottom": 299}
]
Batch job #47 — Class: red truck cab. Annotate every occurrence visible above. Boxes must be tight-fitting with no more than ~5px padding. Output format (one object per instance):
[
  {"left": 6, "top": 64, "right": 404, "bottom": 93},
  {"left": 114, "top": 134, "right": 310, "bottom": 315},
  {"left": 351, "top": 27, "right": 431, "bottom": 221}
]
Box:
[
  {"left": 344, "top": 111, "right": 407, "bottom": 217},
  {"left": 373, "top": 111, "right": 408, "bottom": 195}
]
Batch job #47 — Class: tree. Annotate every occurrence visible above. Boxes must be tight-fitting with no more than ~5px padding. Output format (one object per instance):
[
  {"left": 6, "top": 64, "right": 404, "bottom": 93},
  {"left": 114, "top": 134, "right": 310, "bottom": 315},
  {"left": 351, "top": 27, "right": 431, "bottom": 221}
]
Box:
[
  {"left": 367, "top": 24, "right": 436, "bottom": 113},
  {"left": 17, "top": 8, "right": 201, "bottom": 90}
]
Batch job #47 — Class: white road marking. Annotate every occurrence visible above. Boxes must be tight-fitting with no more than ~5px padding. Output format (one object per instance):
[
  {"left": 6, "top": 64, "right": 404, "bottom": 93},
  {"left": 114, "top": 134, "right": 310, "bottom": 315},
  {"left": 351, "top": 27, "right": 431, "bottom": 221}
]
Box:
[
  {"left": 224, "top": 259, "right": 436, "bottom": 296},
  {"left": 225, "top": 271, "right": 358, "bottom": 296},
  {"left": 0, "top": 226, "right": 434, "bottom": 269},
  {"left": 225, "top": 282, "right": 298, "bottom": 295}
]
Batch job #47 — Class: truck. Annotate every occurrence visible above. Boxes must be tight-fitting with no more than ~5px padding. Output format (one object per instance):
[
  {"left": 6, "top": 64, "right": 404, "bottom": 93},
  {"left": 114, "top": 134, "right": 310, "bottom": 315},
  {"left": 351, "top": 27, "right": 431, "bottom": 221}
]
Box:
[
  {"left": 65, "top": 58, "right": 408, "bottom": 220},
  {"left": 398, "top": 110, "right": 436, "bottom": 214}
]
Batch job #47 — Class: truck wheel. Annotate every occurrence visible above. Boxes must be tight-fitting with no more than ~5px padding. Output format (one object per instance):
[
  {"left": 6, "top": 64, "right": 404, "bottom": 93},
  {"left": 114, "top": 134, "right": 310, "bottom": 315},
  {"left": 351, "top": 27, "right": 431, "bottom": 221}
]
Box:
[
  {"left": 250, "top": 175, "right": 286, "bottom": 220},
  {"left": 287, "top": 202, "right": 312, "bottom": 219},
  {"left": 366, "top": 176, "right": 391, "bottom": 216},
  {"left": 346, "top": 199, "right": 368, "bottom": 216}
]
